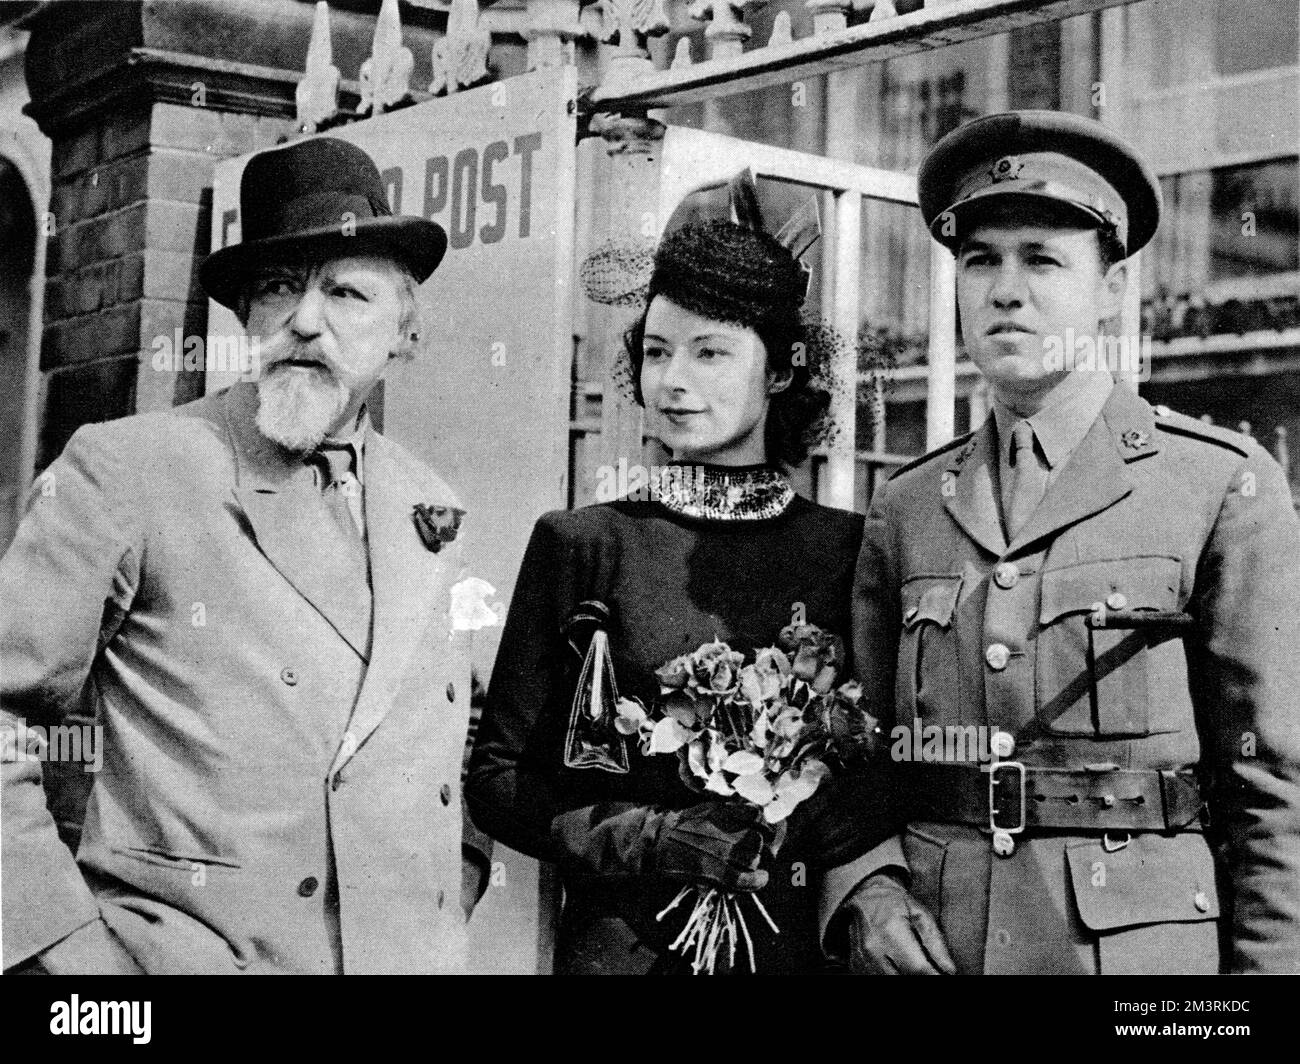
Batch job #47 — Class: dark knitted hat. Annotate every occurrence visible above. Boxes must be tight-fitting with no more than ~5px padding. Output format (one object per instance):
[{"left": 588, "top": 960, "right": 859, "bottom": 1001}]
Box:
[{"left": 646, "top": 221, "right": 809, "bottom": 331}]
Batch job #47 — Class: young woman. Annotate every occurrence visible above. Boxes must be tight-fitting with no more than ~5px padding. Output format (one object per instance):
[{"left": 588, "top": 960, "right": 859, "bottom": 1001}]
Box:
[{"left": 466, "top": 220, "right": 889, "bottom": 974}]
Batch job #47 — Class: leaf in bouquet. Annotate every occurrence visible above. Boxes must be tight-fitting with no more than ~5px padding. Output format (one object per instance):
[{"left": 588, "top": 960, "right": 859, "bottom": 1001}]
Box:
[
  {"left": 649, "top": 717, "right": 694, "bottom": 754},
  {"left": 749, "top": 711, "right": 770, "bottom": 750},
  {"left": 613, "top": 697, "right": 649, "bottom": 736},
  {"left": 685, "top": 736, "right": 710, "bottom": 780},
  {"left": 732, "top": 772, "right": 775, "bottom": 806},
  {"left": 835, "top": 679, "right": 864, "bottom": 706},
  {"left": 663, "top": 690, "right": 702, "bottom": 727},
  {"left": 678, "top": 748, "right": 707, "bottom": 792},
  {"left": 721, "top": 750, "right": 765, "bottom": 776},
  {"left": 775, "top": 759, "right": 829, "bottom": 803},
  {"left": 762, "top": 792, "right": 798, "bottom": 823},
  {"left": 704, "top": 769, "right": 735, "bottom": 796}
]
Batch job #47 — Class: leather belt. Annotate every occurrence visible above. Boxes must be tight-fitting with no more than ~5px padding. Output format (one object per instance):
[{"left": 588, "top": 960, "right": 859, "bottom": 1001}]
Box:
[{"left": 907, "top": 762, "right": 1205, "bottom": 833}]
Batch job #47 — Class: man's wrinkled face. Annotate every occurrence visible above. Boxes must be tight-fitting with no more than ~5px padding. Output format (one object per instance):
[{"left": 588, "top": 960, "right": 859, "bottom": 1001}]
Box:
[{"left": 244, "top": 254, "right": 411, "bottom": 452}]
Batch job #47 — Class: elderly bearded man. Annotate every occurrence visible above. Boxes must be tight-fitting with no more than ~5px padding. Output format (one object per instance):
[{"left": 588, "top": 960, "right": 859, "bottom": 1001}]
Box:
[{"left": 1, "top": 136, "right": 489, "bottom": 975}]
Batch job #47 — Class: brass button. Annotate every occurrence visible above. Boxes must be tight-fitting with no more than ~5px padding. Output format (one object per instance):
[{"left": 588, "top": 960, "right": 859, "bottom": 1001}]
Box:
[
  {"left": 993, "top": 928, "right": 1012, "bottom": 947},
  {"left": 993, "top": 562, "right": 1019, "bottom": 589},
  {"left": 985, "top": 643, "right": 1011, "bottom": 671},
  {"left": 992, "top": 831, "right": 1015, "bottom": 857},
  {"left": 440, "top": 783, "right": 452, "bottom": 806},
  {"left": 1106, "top": 592, "right": 1128, "bottom": 610},
  {"left": 280, "top": 667, "right": 298, "bottom": 686},
  {"left": 990, "top": 731, "right": 1016, "bottom": 759},
  {"left": 297, "top": 876, "right": 319, "bottom": 898},
  {"left": 446, "top": 682, "right": 456, "bottom": 703},
  {"left": 1194, "top": 891, "right": 1210, "bottom": 913}
]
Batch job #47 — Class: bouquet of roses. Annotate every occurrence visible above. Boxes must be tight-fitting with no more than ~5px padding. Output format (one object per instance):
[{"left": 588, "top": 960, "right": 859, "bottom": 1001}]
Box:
[{"left": 614, "top": 623, "right": 880, "bottom": 974}]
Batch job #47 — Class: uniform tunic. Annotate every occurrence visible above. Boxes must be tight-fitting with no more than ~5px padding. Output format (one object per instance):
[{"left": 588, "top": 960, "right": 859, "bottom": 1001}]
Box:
[
  {"left": 467, "top": 468, "right": 888, "bottom": 973},
  {"left": 838, "top": 384, "right": 1300, "bottom": 974}
]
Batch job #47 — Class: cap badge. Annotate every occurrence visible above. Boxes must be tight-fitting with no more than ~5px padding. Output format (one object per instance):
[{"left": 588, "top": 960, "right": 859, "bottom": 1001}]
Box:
[
  {"left": 989, "top": 156, "right": 1024, "bottom": 184},
  {"left": 1119, "top": 430, "right": 1150, "bottom": 451}
]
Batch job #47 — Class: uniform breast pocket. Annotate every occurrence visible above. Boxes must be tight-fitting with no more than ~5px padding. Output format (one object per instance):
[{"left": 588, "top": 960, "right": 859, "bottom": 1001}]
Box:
[
  {"left": 897, "top": 574, "right": 963, "bottom": 723},
  {"left": 1036, "top": 556, "right": 1186, "bottom": 737}
]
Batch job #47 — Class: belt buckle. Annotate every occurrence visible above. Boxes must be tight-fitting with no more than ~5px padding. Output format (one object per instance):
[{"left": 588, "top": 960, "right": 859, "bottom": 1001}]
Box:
[{"left": 987, "top": 760, "right": 1026, "bottom": 855}]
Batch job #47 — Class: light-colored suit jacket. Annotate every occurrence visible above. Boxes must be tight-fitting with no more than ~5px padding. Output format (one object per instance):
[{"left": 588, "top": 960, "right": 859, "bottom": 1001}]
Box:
[{"left": 1, "top": 381, "right": 477, "bottom": 973}]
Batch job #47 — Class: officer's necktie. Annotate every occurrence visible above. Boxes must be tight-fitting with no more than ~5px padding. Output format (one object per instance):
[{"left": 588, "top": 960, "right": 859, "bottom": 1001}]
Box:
[{"left": 1006, "top": 419, "right": 1049, "bottom": 539}]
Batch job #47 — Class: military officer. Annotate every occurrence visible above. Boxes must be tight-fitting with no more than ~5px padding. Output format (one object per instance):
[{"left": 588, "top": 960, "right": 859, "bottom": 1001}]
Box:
[{"left": 822, "top": 110, "right": 1300, "bottom": 974}]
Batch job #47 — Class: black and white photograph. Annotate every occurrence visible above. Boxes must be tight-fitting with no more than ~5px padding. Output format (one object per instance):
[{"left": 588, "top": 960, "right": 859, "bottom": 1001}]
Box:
[{"left": 0, "top": 0, "right": 1296, "bottom": 1030}]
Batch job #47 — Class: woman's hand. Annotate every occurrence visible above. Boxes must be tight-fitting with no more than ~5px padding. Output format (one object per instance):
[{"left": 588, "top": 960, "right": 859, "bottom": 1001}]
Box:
[{"left": 549, "top": 800, "right": 772, "bottom": 891}]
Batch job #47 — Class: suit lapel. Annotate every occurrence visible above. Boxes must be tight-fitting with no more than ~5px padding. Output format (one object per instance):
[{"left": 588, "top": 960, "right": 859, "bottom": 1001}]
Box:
[
  {"left": 223, "top": 382, "right": 373, "bottom": 659},
  {"left": 330, "top": 429, "right": 454, "bottom": 772},
  {"left": 943, "top": 416, "right": 1008, "bottom": 557},
  {"left": 1007, "top": 385, "right": 1157, "bottom": 553}
]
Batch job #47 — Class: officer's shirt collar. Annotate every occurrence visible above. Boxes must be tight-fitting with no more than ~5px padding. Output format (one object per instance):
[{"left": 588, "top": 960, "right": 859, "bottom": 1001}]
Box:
[{"left": 992, "top": 369, "right": 1114, "bottom": 470}]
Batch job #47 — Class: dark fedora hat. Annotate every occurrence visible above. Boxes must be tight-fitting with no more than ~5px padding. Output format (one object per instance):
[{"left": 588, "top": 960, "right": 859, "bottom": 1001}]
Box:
[{"left": 200, "top": 136, "right": 447, "bottom": 310}]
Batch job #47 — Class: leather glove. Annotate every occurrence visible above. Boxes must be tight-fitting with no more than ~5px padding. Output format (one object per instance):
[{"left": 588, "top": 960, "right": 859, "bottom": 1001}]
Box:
[
  {"left": 843, "top": 870, "right": 956, "bottom": 975},
  {"left": 551, "top": 800, "right": 771, "bottom": 892},
  {"left": 33, "top": 919, "right": 144, "bottom": 975}
]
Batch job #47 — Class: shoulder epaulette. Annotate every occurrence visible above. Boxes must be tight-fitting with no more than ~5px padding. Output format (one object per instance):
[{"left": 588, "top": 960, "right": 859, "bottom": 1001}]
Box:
[
  {"left": 1150, "top": 404, "right": 1250, "bottom": 458},
  {"left": 888, "top": 430, "right": 976, "bottom": 481}
]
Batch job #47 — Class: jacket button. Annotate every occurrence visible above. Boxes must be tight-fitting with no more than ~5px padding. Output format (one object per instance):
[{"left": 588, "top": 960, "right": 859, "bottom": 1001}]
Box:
[
  {"left": 440, "top": 783, "right": 452, "bottom": 806},
  {"left": 1106, "top": 592, "right": 1128, "bottom": 610},
  {"left": 1194, "top": 891, "right": 1210, "bottom": 913},
  {"left": 446, "top": 682, "right": 456, "bottom": 703},
  {"left": 297, "top": 876, "right": 319, "bottom": 898},
  {"left": 990, "top": 730, "right": 1015, "bottom": 759},
  {"left": 437, "top": 889, "right": 446, "bottom": 909},
  {"left": 985, "top": 643, "right": 1011, "bottom": 671},
  {"left": 280, "top": 667, "right": 298, "bottom": 686},
  {"left": 993, "top": 562, "right": 1019, "bottom": 589}
]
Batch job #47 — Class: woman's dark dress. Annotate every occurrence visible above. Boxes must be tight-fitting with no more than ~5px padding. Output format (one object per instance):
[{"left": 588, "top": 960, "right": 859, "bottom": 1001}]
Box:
[{"left": 467, "top": 471, "right": 889, "bottom": 974}]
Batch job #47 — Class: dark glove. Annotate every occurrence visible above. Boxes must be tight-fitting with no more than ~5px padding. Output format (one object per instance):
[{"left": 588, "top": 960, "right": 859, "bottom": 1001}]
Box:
[
  {"left": 550, "top": 800, "right": 771, "bottom": 892},
  {"left": 843, "top": 870, "right": 956, "bottom": 975}
]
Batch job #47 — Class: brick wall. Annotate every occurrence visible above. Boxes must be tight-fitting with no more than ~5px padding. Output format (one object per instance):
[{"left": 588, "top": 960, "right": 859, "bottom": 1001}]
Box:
[{"left": 37, "top": 102, "right": 297, "bottom": 469}]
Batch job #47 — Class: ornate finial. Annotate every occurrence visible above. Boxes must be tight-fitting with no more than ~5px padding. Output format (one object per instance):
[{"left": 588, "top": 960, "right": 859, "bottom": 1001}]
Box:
[
  {"left": 869, "top": 0, "right": 899, "bottom": 21},
  {"left": 589, "top": 0, "right": 671, "bottom": 81},
  {"left": 359, "top": 0, "right": 414, "bottom": 115},
  {"left": 297, "top": 2, "right": 340, "bottom": 132},
  {"left": 431, "top": 0, "right": 491, "bottom": 95},
  {"left": 522, "top": 0, "right": 588, "bottom": 70},
  {"left": 768, "top": 10, "right": 794, "bottom": 46},
  {"left": 686, "top": 0, "right": 767, "bottom": 61},
  {"left": 671, "top": 36, "right": 693, "bottom": 68}
]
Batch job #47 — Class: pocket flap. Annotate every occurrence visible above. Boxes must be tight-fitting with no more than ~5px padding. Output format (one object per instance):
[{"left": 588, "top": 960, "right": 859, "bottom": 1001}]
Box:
[
  {"left": 1066, "top": 833, "right": 1218, "bottom": 932},
  {"left": 110, "top": 844, "right": 242, "bottom": 870},
  {"left": 901, "top": 574, "right": 963, "bottom": 631},
  {"left": 1040, "top": 557, "right": 1181, "bottom": 626}
]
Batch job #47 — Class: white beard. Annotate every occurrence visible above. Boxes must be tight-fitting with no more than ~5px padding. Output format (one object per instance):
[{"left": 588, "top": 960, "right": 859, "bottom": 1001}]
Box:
[{"left": 255, "top": 363, "right": 350, "bottom": 453}]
